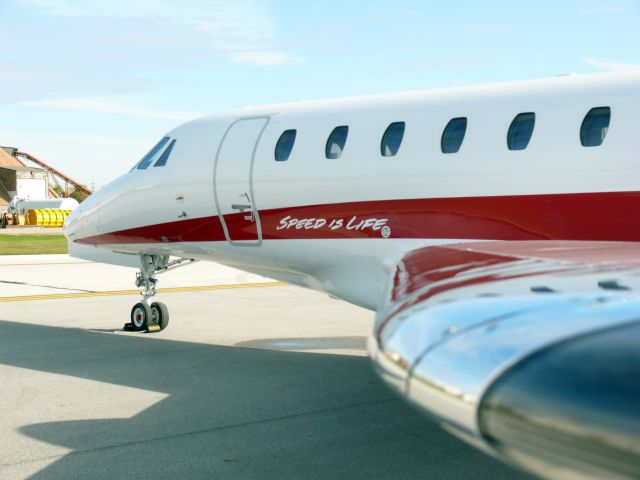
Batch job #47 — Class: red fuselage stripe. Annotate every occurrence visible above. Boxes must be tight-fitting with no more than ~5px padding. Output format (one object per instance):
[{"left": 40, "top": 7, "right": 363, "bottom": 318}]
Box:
[{"left": 77, "top": 191, "right": 640, "bottom": 245}]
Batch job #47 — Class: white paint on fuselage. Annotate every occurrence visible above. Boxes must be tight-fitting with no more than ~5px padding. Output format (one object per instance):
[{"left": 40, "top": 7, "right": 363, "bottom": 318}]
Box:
[{"left": 65, "top": 72, "right": 640, "bottom": 310}]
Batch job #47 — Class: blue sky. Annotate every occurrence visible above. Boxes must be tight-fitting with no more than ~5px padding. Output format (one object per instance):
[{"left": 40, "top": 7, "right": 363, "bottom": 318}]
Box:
[{"left": 1, "top": 0, "right": 639, "bottom": 187}]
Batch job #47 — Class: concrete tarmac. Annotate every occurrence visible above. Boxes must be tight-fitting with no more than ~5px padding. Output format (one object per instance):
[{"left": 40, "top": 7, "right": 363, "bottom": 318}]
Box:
[{"left": 0, "top": 255, "right": 532, "bottom": 479}]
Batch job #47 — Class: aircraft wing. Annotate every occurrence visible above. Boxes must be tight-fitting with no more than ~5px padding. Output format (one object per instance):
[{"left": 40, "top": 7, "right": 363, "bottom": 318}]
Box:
[{"left": 369, "top": 240, "right": 640, "bottom": 480}]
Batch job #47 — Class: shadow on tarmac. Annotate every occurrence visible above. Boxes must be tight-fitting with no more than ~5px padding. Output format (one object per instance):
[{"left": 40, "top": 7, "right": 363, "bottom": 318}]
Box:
[{"left": 0, "top": 320, "right": 533, "bottom": 479}]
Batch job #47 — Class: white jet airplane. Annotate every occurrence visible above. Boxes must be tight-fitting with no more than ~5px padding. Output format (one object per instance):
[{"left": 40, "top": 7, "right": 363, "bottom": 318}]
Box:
[{"left": 64, "top": 71, "right": 640, "bottom": 480}]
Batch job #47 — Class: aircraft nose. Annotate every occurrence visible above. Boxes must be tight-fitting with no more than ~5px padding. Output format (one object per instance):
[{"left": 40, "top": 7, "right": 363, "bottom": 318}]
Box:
[
  {"left": 63, "top": 189, "right": 102, "bottom": 242},
  {"left": 63, "top": 206, "right": 82, "bottom": 241}
]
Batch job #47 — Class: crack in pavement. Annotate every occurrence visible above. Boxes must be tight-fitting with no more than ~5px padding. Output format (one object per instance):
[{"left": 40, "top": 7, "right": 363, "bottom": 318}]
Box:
[
  {"left": 0, "top": 280, "right": 95, "bottom": 293},
  {"left": 0, "top": 262, "right": 88, "bottom": 267},
  {"left": 0, "top": 397, "right": 396, "bottom": 467}
]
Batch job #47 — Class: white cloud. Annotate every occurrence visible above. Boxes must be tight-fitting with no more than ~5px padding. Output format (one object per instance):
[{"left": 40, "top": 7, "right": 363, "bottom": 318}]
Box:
[
  {"left": 1, "top": 1, "right": 302, "bottom": 101},
  {"left": 19, "top": 0, "right": 256, "bottom": 19},
  {"left": 229, "top": 50, "right": 303, "bottom": 67},
  {"left": 579, "top": 0, "right": 639, "bottom": 14},
  {"left": 17, "top": 0, "right": 85, "bottom": 16},
  {"left": 22, "top": 97, "right": 205, "bottom": 121},
  {"left": 16, "top": 0, "right": 300, "bottom": 67},
  {"left": 583, "top": 57, "right": 640, "bottom": 71},
  {"left": 19, "top": 131, "right": 147, "bottom": 150}
]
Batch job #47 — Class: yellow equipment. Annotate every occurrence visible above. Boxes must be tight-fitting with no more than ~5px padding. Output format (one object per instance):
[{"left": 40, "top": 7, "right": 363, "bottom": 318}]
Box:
[{"left": 26, "top": 209, "right": 72, "bottom": 227}]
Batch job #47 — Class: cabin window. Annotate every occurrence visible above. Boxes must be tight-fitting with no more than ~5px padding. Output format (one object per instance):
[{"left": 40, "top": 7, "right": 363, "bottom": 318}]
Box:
[
  {"left": 275, "top": 129, "right": 296, "bottom": 161},
  {"left": 325, "top": 126, "right": 349, "bottom": 159},
  {"left": 135, "top": 136, "right": 170, "bottom": 170},
  {"left": 507, "top": 112, "right": 535, "bottom": 150},
  {"left": 441, "top": 117, "right": 467, "bottom": 154},
  {"left": 381, "top": 122, "right": 405, "bottom": 157},
  {"left": 580, "top": 107, "right": 611, "bottom": 147}
]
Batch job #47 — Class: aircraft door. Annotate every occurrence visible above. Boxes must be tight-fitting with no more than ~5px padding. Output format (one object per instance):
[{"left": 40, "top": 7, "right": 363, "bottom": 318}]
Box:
[{"left": 213, "top": 116, "right": 269, "bottom": 245}]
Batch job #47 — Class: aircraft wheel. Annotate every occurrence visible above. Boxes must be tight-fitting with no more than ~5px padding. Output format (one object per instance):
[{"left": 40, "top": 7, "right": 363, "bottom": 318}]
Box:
[
  {"left": 150, "top": 302, "right": 169, "bottom": 331},
  {"left": 131, "top": 302, "right": 151, "bottom": 331}
]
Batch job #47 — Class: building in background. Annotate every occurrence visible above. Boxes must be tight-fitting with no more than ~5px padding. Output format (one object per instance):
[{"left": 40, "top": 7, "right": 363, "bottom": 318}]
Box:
[
  {"left": 0, "top": 147, "right": 48, "bottom": 208},
  {"left": 0, "top": 146, "right": 88, "bottom": 227},
  {"left": 0, "top": 165, "right": 48, "bottom": 205},
  {"left": 0, "top": 146, "right": 92, "bottom": 209}
]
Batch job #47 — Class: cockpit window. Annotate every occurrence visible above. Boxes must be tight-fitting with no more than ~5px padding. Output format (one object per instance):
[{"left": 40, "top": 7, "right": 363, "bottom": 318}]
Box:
[
  {"left": 153, "top": 139, "right": 176, "bottom": 167},
  {"left": 134, "top": 136, "right": 170, "bottom": 170}
]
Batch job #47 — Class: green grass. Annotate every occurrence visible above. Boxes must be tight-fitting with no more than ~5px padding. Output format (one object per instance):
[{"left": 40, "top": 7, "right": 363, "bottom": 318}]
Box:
[{"left": 0, "top": 235, "right": 68, "bottom": 255}]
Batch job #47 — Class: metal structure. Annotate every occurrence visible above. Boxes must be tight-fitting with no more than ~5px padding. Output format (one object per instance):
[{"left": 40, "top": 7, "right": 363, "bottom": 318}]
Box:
[{"left": 15, "top": 150, "right": 92, "bottom": 197}]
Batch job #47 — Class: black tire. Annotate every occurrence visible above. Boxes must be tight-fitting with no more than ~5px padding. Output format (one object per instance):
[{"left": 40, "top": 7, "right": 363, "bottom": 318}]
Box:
[
  {"left": 150, "top": 302, "right": 169, "bottom": 331},
  {"left": 130, "top": 302, "right": 151, "bottom": 331}
]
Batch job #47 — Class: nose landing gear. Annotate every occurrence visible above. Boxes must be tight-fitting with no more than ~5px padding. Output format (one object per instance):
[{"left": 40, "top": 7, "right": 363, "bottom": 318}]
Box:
[
  {"left": 124, "top": 254, "right": 196, "bottom": 333},
  {"left": 129, "top": 301, "right": 169, "bottom": 332}
]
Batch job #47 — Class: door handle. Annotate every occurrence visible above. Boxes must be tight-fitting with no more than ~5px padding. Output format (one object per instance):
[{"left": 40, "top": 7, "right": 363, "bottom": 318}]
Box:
[
  {"left": 232, "top": 192, "right": 255, "bottom": 222},
  {"left": 232, "top": 205, "right": 255, "bottom": 222},
  {"left": 231, "top": 204, "right": 251, "bottom": 211},
  {"left": 231, "top": 204, "right": 254, "bottom": 221}
]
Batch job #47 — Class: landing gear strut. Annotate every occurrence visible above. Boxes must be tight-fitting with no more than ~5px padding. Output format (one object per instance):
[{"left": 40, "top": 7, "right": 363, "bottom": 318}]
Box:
[{"left": 125, "top": 254, "right": 196, "bottom": 333}]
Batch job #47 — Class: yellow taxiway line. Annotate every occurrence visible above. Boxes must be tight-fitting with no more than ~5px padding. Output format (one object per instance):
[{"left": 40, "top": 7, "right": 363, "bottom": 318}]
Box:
[{"left": 0, "top": 281, "right": 288, "bottom": 303}]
